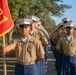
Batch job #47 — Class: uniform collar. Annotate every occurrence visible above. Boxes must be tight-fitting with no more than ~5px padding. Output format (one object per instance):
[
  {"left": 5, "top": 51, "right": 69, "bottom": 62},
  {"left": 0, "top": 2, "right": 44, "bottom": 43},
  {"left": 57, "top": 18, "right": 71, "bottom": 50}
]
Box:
[
  {"left": 18, "top": 35, "right": 34, "bottom": 42},
  {"left": 34, "top": 29, "right": 39, "bottom": 33},
  {"left": 30, "top": 29, "right": 39, "bottom": 35},
  {"left": 27, "top": 35, "right": 34, "bottom": 42},
  {"left": 65, "top": 34, "right": 74, "bottom": 41}
]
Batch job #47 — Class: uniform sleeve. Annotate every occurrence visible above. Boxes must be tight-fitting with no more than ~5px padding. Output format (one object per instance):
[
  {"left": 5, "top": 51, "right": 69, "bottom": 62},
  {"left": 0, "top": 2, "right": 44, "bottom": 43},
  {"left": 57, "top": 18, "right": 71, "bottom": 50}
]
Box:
[
  {"left": 42, "top": 29, "right": 50, "bottom": 41},
  {"left": 39, "top": 31, "right": 48, "bottom": 43},
  {"left": 56, "top": 38, "right": 63, "bottom": 53},
  {"left": 36, "top": 40, "right": 45, "bottom": 56},
  {"left": 9, "top": 40, "right": 17, "bottom": 50},
  {"left": 52, "top": 32, "right": 58, "bottom": 44}
]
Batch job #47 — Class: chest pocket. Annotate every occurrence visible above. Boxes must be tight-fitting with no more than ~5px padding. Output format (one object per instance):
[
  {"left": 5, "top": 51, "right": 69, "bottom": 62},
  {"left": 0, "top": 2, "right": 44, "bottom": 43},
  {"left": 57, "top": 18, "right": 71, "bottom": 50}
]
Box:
[
  {"left": 16, "top": 42, "right": 22, "bottom": 51},
  {"left": 71, "top": 42, "right": 76, "bottom": 47},
  {"left": 27, "top": 42, "right": 35, "bottom": 52}
]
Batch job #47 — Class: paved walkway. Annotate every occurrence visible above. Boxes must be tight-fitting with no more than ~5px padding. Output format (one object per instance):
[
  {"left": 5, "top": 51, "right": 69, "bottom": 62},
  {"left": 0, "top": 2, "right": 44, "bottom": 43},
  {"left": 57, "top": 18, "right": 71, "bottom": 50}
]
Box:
[{"left": 46, "top": 47, "right": 57, "bottom": 75}]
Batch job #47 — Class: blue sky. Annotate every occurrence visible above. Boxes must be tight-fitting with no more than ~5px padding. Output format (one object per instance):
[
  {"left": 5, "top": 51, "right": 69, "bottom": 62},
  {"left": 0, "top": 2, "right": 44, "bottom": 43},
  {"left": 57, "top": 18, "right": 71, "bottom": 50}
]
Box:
[{"left": 52, "top": 0, "right": 76, "bottom": 25}]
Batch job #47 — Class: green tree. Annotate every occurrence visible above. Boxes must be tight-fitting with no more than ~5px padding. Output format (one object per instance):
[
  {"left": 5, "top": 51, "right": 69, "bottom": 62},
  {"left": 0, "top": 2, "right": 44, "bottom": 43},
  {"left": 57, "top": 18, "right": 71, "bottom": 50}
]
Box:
[
  {"left": 7, "top": 0, "right": 71, "bottom": 42},
  {"left": 8, "top": 0, "right": 71, "bottom": 31},
  {"left": 24, "top": 0, "right": 71, "bottom": 32}
]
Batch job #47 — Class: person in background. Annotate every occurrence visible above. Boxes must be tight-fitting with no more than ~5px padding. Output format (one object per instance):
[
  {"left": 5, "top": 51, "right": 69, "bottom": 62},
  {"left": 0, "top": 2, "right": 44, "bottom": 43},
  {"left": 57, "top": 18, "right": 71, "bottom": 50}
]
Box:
[
  {"left": 36, "top": 22, "right": 50, "bottom": 41},
  {"left": 56, "top": 22, "right": 76, "bottom": 75},
  {"left": 29, "top": 16, "right": 48, "bottom": 75},
  {"left": 28, "top": 16, "right": 48, "bottom": 46},
  {"left": 36, "top": 21, "right": 49, "bottom": 61},
  {"left": 73, "top": 25, "right": 76, "bottom": 37},
  {"left": 36, "top": 21, "right": 50, "bottom": 75},
  {"left": 50, "top": 23, "right": 64, "bottom": 75},
  {"left": 53, "top": 17, "right": 72, "bottom": 75},
  {"left": 62, "top": 17, "right": 72, "bottom": 24}
]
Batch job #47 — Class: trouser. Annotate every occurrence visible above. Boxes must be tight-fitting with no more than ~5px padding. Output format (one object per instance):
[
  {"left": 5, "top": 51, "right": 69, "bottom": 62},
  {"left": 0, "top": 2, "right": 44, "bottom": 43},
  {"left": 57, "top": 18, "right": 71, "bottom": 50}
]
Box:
[
  {"left": 51, "top": 43, "right": 56, "bottom": 58},
  {"left": 51, "top": 44, "right": 57, "bottom": 70},
  {"left": 36, "top": 61, "right": 42, "bottom": 75},
  {"left": 61, "top": 54, "right": 76, "bottom": 75},
  {"left": 43, "top": 46, "right": 48, "bottom": 75},
  {"left": 44, "top": 46, "right": 48, "bottom": 61},
  {"left": 56, "top": 51, "right": 62, "bottom": 75},
  {"left": 50, "top": 40, "right": 54, "bottom": 51},
  {"left": 15, "top": 63, "right": 38, "bottom": 75},
  {"left": 36, "top": 58, "right": 46, "bottom": 75},
  {"left": 42, "top": 58, "right": 45, "bottom": 75}
]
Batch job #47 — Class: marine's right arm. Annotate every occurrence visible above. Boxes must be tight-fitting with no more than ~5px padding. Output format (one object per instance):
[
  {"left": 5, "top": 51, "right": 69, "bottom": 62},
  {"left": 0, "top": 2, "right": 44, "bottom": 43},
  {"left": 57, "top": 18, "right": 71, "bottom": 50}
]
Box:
[
  {"left": 3, "top": 44, "right": 16, "bottom": 52},
  {"left": 56, "top": 38, "right": 63, "bottom": 53},
  {"left": 36, "top": 40, "right": 45, "bottom": 61},
  {"left": 0, "top": 41, "right": 16, "bottom": 54}
]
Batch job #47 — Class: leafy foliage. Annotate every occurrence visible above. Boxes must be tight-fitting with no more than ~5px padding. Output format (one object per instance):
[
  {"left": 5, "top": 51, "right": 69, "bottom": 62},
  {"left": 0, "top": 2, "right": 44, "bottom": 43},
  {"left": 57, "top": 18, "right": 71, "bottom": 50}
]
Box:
[{"left": 8, "top": 0, "right": 71, "bottom": 33}]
